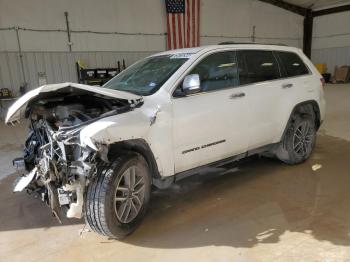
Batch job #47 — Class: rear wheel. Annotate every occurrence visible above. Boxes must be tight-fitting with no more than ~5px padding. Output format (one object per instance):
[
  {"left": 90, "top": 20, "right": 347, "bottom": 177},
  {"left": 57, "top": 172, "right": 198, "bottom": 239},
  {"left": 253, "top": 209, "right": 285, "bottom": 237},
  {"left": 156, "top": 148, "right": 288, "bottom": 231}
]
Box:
[
  {"left": 276, "top": 113, "right": 316, "bottom": 165},
  {"left": 84, "top": 154, "right": 151, "bottom": 239}
]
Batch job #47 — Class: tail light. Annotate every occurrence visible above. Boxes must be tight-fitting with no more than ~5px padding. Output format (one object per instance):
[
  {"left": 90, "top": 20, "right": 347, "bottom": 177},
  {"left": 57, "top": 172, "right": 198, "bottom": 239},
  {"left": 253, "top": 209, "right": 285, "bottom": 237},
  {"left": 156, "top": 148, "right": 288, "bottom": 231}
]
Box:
[{"left": 320, "top": 78, "right": 325, "bottom": 89}]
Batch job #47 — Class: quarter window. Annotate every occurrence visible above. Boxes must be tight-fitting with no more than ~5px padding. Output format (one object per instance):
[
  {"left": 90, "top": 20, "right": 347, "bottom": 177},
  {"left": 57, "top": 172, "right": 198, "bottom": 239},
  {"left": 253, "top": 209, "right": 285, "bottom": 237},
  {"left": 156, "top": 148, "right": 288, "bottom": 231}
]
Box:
[
  {"left": 189, "top": 51, "right": 239, "bottom": 92},
  {"left": 237, "top": 50, "right": 280, "bottom": 85},
  {"left": 276, "top": 51, "right": 309, "bottom": 77}
]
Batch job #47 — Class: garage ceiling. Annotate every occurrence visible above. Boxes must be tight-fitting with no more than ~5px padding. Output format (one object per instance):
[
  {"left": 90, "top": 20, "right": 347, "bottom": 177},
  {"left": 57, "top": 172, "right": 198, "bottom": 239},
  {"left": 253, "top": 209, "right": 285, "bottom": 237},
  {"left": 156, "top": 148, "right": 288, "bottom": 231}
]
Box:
[{"left": 284, "top": 0, "right": 350, "bottom": 10}]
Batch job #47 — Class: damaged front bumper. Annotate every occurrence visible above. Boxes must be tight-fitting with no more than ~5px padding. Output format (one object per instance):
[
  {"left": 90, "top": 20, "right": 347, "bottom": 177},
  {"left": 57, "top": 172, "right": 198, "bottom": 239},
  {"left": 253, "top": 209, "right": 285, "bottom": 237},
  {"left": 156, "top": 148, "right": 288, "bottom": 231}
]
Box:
[{"left": 13, "top": 125, "right": 100, "bottom": 220}]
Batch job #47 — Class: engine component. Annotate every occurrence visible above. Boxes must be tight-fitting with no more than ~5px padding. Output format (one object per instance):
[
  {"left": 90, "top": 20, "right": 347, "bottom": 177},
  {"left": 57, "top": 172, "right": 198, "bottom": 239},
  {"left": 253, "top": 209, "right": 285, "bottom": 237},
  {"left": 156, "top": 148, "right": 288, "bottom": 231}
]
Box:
[
  {"left": 57, "top": 188, "right": 72, "bottom": 206},
  {"left": 12, "top": 92, "right": 132, "bottom": 220},
  {"left": 63, "top": 176, "right": 86, "bottom": 218}
]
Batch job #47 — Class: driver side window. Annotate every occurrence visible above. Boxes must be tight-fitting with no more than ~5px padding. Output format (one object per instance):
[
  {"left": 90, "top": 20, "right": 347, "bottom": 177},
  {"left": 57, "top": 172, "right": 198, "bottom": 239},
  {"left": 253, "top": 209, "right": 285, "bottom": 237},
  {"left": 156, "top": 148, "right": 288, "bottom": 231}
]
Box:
[
  {"left": 174, "top": 51, "right": 239, "bottom": 96},
  {"left": 191, "top": 51, "right": 239, "bottom": 92}
]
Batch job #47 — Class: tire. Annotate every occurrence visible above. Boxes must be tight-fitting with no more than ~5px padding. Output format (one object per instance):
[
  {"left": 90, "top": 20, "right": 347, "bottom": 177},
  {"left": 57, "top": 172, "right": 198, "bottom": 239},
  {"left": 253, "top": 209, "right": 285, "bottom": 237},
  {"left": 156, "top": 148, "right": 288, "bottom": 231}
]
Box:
[
  {"left": 84, "top": 153, "right": 151, "bottom": 239},
  {"left": 276, "top": 113, "right": 316, "bottom": 165}
]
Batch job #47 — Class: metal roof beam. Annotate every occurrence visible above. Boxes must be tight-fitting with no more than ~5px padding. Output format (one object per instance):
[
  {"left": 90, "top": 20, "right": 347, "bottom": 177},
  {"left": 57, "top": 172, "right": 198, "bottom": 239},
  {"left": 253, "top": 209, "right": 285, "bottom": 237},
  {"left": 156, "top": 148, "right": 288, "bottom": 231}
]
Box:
[
  {"left": 258, "top": 0, "right": 309, "bottom": 16},
  {"left": 312, "top": 4, "right": 350, "bottom": 17}
]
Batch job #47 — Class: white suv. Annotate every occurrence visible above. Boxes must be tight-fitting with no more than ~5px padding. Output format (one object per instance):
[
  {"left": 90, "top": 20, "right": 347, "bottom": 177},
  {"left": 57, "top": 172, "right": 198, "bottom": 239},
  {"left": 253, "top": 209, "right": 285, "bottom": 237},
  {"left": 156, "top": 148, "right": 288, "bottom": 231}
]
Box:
[{"left": 6, "top": 44, "right": 325, "bottom": 239}]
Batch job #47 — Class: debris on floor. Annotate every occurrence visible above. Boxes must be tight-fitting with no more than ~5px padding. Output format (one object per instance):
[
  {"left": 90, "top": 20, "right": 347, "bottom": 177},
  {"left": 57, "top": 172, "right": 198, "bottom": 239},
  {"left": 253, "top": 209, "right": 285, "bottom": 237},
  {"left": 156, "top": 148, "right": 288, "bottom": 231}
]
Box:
[
  {"left": 79, "top": 224, "right": 91, "bottom": 238},
  {"left": 312, "top": 164, "right": 322, "bottom": 171}
]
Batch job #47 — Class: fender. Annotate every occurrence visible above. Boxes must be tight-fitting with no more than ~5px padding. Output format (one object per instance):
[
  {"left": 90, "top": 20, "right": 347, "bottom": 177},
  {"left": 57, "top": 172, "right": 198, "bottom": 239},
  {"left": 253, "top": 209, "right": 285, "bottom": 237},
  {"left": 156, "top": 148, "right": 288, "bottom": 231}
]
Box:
[
  {"left": 80, "top": 110, "right": 150, "bottom": 148},
  {"left": 107, "top": 139, "right": 162, "bottom": 179},
  {"left": 280, "top": 100, "right": 321, "bottom": 141},
  {"left": 79, "top": 108, "right": 170, "bottom": 178}
]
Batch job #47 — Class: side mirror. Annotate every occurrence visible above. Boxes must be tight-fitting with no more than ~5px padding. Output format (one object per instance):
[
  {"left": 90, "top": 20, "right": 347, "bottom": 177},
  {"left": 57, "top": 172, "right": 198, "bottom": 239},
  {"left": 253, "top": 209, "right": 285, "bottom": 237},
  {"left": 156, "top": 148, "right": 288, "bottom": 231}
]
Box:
[{"left": 182, "top": 74, "right": 201, "bottom": 95}]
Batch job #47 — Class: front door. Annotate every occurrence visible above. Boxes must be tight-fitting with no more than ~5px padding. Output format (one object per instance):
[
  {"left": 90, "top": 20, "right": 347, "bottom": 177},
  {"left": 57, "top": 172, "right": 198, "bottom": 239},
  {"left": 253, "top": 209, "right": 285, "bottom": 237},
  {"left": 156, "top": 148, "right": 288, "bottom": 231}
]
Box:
[{"left": 172, "top": 51, "right": 250, "bottom": 173}]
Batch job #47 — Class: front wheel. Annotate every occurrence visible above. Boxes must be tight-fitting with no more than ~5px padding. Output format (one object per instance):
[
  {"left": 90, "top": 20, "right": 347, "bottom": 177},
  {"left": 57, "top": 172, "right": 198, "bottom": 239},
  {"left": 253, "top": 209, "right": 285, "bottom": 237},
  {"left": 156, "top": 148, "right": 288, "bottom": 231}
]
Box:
[
  {"left": 84, "top": 154, "right": 151, "bottom": 239},
  {"left": 276, "top": 114, "right": 316, "bottom": 165}
]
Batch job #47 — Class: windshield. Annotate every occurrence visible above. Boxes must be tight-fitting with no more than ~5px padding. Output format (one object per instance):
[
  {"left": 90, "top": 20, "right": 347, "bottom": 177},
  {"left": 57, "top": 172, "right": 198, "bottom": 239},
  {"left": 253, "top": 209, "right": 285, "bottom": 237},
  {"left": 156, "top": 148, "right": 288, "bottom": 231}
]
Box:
[{"left": 103, "top": 55, "right": 189, "bottom": 96}]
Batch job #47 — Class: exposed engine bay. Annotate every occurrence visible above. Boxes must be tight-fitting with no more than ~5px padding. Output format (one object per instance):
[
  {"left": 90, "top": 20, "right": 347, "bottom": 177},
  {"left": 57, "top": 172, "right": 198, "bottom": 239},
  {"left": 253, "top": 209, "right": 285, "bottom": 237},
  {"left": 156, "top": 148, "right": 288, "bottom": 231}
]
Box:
[{"left": 13, "top": 88, "right": 139, "bottom": 221}]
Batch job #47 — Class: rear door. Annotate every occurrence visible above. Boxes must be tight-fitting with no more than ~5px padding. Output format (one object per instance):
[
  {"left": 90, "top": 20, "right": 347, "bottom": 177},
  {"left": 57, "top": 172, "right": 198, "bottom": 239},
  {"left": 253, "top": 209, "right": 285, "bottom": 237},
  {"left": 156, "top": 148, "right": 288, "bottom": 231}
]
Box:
[{"left": 236, "top": 50, "right": 285, "bottom": 149}]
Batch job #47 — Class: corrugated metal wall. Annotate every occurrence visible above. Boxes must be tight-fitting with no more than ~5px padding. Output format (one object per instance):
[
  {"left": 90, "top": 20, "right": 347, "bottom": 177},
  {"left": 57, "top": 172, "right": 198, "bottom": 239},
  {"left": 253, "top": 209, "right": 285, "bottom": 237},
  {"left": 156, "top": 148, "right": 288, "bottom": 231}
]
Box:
[
  {"left": 0, "top": 0, "right": 305, "bottom": 96},
  {"left": 312, "top": 47, "right": 350, "bottom": 74},
  {"left": 0, "top": 51, "right": 154, "bottom": 95},
  {"left": 312, "top": 11, "right": 350, "bottom": 73}
]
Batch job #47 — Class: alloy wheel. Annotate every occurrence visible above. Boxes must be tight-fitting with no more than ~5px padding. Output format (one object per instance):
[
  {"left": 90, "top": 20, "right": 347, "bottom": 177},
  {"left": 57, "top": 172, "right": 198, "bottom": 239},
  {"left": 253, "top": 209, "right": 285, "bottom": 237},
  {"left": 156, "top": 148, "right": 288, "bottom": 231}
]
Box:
[
  {"left": 114, "top": 166, "right": 145, "bottom": 223},
  {"left": 293, "top": 121, "right": 314, "bottom": 157}
]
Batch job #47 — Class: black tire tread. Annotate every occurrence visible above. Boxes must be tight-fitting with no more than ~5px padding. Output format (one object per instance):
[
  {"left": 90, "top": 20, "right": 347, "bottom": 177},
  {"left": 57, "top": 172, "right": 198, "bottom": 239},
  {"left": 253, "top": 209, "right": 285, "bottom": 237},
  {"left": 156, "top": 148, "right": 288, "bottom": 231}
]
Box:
[
  {"left": 84, "top": 157, "right": 125, "bottom": 238},
  {"left": 84, "top": 153, "right": 151, "bottom": 239},
  {"left": 276, "top": 111, "right": 316, "bottom": 165}
]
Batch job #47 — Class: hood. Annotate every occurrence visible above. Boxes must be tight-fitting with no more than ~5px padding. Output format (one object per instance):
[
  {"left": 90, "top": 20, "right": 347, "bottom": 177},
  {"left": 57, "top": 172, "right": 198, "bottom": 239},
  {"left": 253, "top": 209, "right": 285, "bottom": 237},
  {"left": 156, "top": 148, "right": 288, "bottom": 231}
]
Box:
[{"left": 5, "top": 82, "right": 142, "bottom": 124}]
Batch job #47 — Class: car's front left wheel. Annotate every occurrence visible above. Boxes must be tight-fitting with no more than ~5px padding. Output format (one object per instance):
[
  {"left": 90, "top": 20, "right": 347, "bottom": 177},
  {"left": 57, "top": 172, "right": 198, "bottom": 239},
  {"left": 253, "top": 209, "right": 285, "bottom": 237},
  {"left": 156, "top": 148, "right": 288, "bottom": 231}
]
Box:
[{"left": 84, "top": 153, "right": 151, "bottom": 239}]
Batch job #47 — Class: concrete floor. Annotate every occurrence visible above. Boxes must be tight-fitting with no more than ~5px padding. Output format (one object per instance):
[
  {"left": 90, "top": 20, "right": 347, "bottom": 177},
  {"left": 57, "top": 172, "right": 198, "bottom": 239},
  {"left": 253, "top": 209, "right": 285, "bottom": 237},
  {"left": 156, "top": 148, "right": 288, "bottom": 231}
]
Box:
[{"left": 0, "top": 84, "right": 350, "bottom": 262}]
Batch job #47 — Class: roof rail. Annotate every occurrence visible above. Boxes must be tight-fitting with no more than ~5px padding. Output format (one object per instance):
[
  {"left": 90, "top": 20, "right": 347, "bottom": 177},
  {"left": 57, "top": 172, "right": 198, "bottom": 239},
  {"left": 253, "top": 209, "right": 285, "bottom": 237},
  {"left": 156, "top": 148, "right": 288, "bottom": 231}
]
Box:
[{"left": 218, "top": 41, "right": 288, "bottom": 46}]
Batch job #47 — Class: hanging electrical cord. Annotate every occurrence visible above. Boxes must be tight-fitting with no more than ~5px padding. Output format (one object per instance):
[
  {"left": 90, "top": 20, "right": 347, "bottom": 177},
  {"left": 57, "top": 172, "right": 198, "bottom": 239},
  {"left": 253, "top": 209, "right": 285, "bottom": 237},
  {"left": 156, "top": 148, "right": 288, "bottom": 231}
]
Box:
[
  {"left": 1, "top": 26, "right": 349, "bottom": 39},
  {"left": 0, "top": 27, "right": 16, "bottom": 31},
  {"left": 1, "top": 26, "right": 303, "bottom": 39},
  {"left": 201, "top": 34, "right": 301, "bottom": 40},
  {"left": 201, "top": 34, "right": 251, "bottom": 39},
  {"left": 255, "top": 36, "right": 301, "bottom": 40},
  {"left": 313, "top": 32, "right": 350, "bottom": 38},
  {"left": 0, "top": 26, "right": 166, "bottom": 36},
  {"left": 71, "top": 30, "right": 166, "bottom": 36}
]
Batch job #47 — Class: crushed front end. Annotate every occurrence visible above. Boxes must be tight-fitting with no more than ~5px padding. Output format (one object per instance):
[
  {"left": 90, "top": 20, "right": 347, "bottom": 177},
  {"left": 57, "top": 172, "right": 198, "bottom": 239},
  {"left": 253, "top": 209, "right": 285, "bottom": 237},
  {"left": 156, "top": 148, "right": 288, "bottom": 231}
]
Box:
[
  {"left": 10, "top": 87, "right": 141, "bottom": 221},
  {"left": 16, "top": 117, "right": 96, "bottom": 220}
]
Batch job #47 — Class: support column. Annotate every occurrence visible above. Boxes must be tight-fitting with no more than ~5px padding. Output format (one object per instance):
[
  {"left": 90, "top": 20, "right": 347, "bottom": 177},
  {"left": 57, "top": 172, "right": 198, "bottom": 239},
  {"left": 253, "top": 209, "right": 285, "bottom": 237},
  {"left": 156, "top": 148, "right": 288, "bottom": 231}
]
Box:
[{"left": 303, "top": 10, "right": 313, "bottom": 58}]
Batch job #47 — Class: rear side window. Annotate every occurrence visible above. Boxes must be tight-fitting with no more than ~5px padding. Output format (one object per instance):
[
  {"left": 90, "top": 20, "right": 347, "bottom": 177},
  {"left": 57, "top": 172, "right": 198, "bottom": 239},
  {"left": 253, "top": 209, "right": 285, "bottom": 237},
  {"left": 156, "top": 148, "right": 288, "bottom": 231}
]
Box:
[
  {"left": 276, "top": 51, "right": 309, "bottom": 77},
  {"left": 237, "top": 50, "right": 280, "bottom": 85}
]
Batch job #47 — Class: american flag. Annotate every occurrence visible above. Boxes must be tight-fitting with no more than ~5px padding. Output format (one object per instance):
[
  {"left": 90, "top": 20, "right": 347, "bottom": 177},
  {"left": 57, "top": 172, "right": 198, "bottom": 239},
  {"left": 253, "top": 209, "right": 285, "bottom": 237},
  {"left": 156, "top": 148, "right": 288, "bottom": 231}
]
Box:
[{"left": 165, "top": 0, "right": 200, "bottom": 50}]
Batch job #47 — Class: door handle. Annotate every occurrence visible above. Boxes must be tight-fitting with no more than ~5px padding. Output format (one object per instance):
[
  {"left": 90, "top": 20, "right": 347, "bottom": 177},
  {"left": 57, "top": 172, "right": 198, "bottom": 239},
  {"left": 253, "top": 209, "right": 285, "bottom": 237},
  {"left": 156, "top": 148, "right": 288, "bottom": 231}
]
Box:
[
  {"left": 282, "top": 83, "right": 293, "bottom": 89},
  {"left": 230, "top": 92, "right": 245, "bottom": 99}
]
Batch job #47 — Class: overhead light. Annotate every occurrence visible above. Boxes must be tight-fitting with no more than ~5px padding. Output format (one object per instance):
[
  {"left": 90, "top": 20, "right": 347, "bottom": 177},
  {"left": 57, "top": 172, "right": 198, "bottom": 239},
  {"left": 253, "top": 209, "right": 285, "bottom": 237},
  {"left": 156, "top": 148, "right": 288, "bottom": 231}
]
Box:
[
  {"left": 218, "top": 63, "right": 236, "bottom": 68},
  {"left": 261, "top": 62, "right": 273, "bottom": 66}
]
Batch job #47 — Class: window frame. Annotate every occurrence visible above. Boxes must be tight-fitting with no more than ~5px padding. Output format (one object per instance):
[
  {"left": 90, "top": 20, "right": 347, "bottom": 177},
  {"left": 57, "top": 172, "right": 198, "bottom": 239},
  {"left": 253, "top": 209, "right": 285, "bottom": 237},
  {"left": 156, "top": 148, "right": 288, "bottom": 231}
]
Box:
[
  {"left": 171, "top": 48, "right": 313, "bottom": 99},
  {"left": 274, "top": 50, "right": 311, "bottom": 79},
  {"left": 236, "top": 49, "right": 283, "bottom": 85},
  {"left": 172, "top": 50, "right": 240, "bottom": 97}
]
